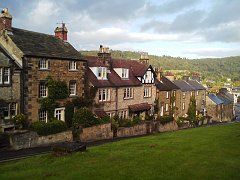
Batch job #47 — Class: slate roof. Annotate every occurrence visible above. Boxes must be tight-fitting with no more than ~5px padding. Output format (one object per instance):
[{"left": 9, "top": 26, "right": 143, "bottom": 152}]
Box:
[
  {"left": 187, "top": 80, "right": 206, "bottom": 90},
  {"left": 8, "top": 28, "right": 83, "bottom": 60},
  {"left": 161, "top": 76, "right": 180, "bottom": 90},
  {"left": 173, "top": 80, "right": 195, "bottom": 91},
  {"left": 217, "top": 95, "right": 232, "bottom": 105},
  {"left": 155, "top": 79, "right": 172, "bottom": 91},
  {"left": 208, "top": 94, "right": 223, "bottom": 105},
  {"left": 85, "top": 56, "right": 150, "bottom": 88}
]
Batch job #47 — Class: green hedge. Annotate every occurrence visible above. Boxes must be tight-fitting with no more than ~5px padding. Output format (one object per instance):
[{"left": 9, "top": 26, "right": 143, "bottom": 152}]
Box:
[
  {"left": 31, "top": 119, "right": 67, "bottom": 136},
  {"left": 158, "top": 115, "right": 174, "bottom": 125}
]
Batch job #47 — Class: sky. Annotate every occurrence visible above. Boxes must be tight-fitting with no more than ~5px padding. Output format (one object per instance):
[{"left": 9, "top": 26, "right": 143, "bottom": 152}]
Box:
[{"left": 1, "top": 0, "right": 240, "bottom": 59}]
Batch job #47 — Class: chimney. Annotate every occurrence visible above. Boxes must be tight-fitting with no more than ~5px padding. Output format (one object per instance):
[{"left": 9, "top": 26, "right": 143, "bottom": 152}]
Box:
[
  {"left": 54, "top": 23, "right": 68, "bottom": 41},
  {"left": 98, "top": 45, "right": 111, "bottom": 66},
  {"left": 155, "top": 67, "right": 163, "bottom": 81},
  {"left": 139, "top": 52, "right": 149, "bottom": 65},
  {"left": 165, "top": 71, "right": 175, "bottom": 81},
  {"left": 191, "top": 73, "right": 201, "bottom": 82},
  {"left": 0, "top": 8, "right": 12, "bottom": 32},
  {"left": 182, "top": 75, "right": 190, "bottom": 82}
]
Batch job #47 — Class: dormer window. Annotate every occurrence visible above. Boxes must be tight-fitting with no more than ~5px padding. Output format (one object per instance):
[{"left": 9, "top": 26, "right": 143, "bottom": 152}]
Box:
[
  {"left": 69, "top": 61, "right": 77, "bottom": 70},
  {"left": 97, "top": 67, "right": 107, "bottom": 79},
  {"left": 39, "top": 58, "right": 49, "bottom": 70},
  {"left": 122, "top": 68, "right": 129, "bottom": 79}
]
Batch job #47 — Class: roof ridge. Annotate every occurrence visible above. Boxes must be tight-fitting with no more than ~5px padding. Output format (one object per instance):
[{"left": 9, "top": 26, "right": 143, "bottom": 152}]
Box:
[{"left": 12, "top": 27, "right": 55, "bottom": 38}]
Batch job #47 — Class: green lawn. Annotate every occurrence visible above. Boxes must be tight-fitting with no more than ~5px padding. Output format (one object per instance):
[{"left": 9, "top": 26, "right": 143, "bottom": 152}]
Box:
[{"left": 1, "top": 123, "right": 240, "bottom": 180}]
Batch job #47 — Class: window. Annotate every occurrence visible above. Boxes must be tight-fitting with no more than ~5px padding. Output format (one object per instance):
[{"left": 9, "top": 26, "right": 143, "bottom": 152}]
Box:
[
  {"left": 0, "top": 68, "right": 2, "bottom": 84},
  {"left": 0, "top": 67, "right": 10, "bottom": 84},
  {"left": 144, "top": 87, "right": 151, "bottom": 97},
  {"left": 118, "top": 110, "right": 127, "bottom": 119},
  {"left": 165, "top": 103, "right": 169, "bottom": 112},
  {"left": 122, "top": 68, "right": 129, "bottom": 78},
  {"left": 11, "top": 103, "right": 17, "bottom": 117},
  {"left": 99, "top": 88, "right": 110, "bottom": 101},
  {"left": 3, "top": 106, "right": 10, "bottom": 119},
  {"left": 39, "top": 82, "right": 47, "bottom": 97},
  {"left": 166, "top": 91, "right": 169, "bottom": 99},
  {"left": 2, "top": 103, "right": 17, "bottom": 119},
  {"left": 39, "top": 110, "right": 47, "bottom": 122},
  {"left": 97, "top": 67, "right": 107, "bottom": 79},
  {"left": 191, "top": 92, "right": 193, "bottom": 96},
  {"left": 124, "top": 88, "right": 133, "bottom": 99},
  {"left": 173, "top": 91, "right": 176, "bottom": 97},
  {"left": 173, "top": 101, "right": 176, "bottom": 107},
  {"left": 69, "top": 61, "right": 77, "bottom": 70},
  {"left": 182, "top": 102, "right": 185, "bottom": 110},
  {"left": 55, "top": 108, "right": 65, "bottom": 121},
  {"left": 196, "top": 91, "right": 199, "bottom": 96},
  {"left": 39, "top": 58, "right": 49, "bottom": 70},
  {"left": 183, "top": 92, "right": 186, "bottom": 98},
  {"left": 69, "top": 81, "right": 76, "bottom": 96}
]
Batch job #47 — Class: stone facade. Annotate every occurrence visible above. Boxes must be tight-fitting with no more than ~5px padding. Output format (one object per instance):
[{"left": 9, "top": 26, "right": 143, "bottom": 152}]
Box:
[
  {"left": 175, "top": 90, "right": 192, "bottom": 117},
  {"left": 23, "top": 57, "right": 85, "bottom": 122},
  {"left": 195, "top": 89, "right": 206, "bottom": 113},
  {"left": 157, "top": 120, "right": 178, "bottom": 132}
]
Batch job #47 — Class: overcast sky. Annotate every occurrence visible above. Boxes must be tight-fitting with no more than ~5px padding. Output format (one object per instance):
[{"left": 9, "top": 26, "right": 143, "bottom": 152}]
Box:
[{"left": 1, "top": 0, "right": 240, "bottom": 58}]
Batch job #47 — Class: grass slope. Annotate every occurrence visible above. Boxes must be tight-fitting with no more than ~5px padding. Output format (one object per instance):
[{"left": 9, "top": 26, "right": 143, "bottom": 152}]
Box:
[{"left": 1, "top": 123, "right": 240, "bottom": 179}]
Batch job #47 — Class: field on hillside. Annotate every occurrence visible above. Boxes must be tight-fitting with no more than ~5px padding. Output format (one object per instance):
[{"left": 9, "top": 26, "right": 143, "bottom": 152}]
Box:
[{"left": 1, "top": 123, "right": 240, "bottom": 179}]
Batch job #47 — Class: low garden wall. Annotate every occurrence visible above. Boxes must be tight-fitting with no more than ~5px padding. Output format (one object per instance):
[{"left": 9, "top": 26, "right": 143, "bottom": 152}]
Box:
[
  {"left": 157, "top": 121, "right": 178, "bottom": 132},
  {"left": 117, "top": 123, "right": 147, "bottom": 138},
  {"left": 10, "top": 130, "right": 72, "bottom": 150},
  {"left": 80, "top": 123, "right": 113, "bottom": 142}
]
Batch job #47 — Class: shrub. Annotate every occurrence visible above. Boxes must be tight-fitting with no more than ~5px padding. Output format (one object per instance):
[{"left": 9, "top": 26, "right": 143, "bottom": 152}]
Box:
[
  {"left": 13, "top": 113, "right": 27, "bottom": 128},
  {"left": 72, "top": 108, "right": 99, "bottom": 128},
  {"left": 99, "top": 116, "right": 111, "bottom": 124},
  {"left": 65, "top": 101, "right": 75, "bottom": 128},
  {"left": 176, "top": 117, "right": 190, "bottom": 127},
  {"left": 145, "top": 114, "right": 154, "bottom": 121},
  {"left": 31, "top": 119, "right": 67, "bottom": 136},
  {"left": 158, "top": 115, "right": 174, "bottom": 125}
]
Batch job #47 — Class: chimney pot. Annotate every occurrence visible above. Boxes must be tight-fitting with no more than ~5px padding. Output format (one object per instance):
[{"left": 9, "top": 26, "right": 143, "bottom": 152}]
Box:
[{"left": 54, "top": 23, "right": 68, "bottom": 41}]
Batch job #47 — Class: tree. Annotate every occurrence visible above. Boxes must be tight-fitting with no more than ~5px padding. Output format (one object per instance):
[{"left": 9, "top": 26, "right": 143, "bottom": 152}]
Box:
[{"left": 187, "top": 96, "right": 196, "bottom": 122}]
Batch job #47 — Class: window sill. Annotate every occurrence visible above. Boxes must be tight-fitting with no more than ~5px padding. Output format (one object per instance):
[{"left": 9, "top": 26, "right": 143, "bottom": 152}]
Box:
[
  {"left": 69, "top": 69, "right": 78, "bottom": 72},
  {"left": 69, "top": 95, "right": 77, "bottom": 97},
  {"left": 0, "top": 84, "right": 11, "bottom": 87},
  {"left": 144, "top": 96, "right": 151, "bottom": 98},
  {"left": 39, "top": 69, "right": 50, "bottom": 71},
  {"left": 123, "top": 97, "right": 133, "bottom": 100}
]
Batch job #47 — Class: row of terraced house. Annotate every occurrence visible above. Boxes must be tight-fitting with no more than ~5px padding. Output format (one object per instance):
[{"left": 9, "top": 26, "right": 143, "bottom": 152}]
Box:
[{"left": 0, "top": 9, "right": 234, "bottom": 131}]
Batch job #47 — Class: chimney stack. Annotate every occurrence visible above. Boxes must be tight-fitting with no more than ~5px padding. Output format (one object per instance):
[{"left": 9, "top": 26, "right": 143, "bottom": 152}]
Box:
[
  {"left": 155, "top": 67, "right": 163, "bottom": 81},
  {"left": 98, "top": 45, "right": 111, "bottom": 66},
  {"left": 165, "top": 71, "right": 175, "bottom": 81},
  {"left": 182, "top": 75, "right": 190, "bottom": 82},
  {"left": 139, "top": 52, "right": 149, "bottom": 65},
  {"left": 0, "top": 8, "right": 12, "bottom": 32},
  {"left": 54, "top": 23, "right": 68, "bottom": 41}
]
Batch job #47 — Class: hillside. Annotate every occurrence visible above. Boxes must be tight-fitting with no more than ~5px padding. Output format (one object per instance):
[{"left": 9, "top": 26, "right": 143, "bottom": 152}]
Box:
[{"left": 81, "top": 50, "right": 240, "bottom": 83}]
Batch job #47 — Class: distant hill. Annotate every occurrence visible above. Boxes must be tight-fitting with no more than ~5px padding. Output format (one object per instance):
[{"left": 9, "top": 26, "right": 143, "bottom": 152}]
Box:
[{"left": 81, "top": 50, "right": 240, "bottom": 83}]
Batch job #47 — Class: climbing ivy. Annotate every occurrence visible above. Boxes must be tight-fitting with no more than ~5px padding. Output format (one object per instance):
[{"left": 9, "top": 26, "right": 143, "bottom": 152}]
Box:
[
  {"left": 46, "top": 77, "right": 68, "bottom": 100},
  {"left": 187, "top": 96, "right": 197, "bottom": 122}
]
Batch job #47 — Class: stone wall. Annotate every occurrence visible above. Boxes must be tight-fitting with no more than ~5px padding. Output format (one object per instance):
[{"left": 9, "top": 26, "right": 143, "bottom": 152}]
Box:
[
  {"left": 117, "top": 123, "right": 147, "bottom": 138},
  {"left": 80, "top": 123, "right": 113, "bottom": 142},
  {"left": 157, "top": 121, "right": 178, "bottom": 132},
  {"left": 10, "top": 130, "right": 72, "bottom": 150}
]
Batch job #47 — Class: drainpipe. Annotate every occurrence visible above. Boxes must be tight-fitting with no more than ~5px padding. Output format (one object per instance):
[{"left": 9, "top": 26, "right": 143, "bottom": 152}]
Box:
[{"left": 115, "top": 87, "right": 118, "bottom": 115}]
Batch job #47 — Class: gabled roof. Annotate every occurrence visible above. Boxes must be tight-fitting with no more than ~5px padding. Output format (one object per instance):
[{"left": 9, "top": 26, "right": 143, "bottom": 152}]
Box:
[
  {"left": 217, "top": 95, "right": 232, "bottom": 105},
  {"left": 187, "top": 80, "right": 206, "bottom": 90},
  {"left": 85, "top": 56, "right": 150, "bottom": 88},
  {"left": 173, "top": 80, "right": 195, "bottom": 91},
  {"left": 208, "top": 94, "right": 223, "bottom": 105},
  {"left": 8, "top": 28, "right": 83, "bottom": 60},
  {"left": 155, "top": 79, "right": 172, "bottom": 91},
  {"left": 161, "top": 76, "right": 180, "bottom": 90}
]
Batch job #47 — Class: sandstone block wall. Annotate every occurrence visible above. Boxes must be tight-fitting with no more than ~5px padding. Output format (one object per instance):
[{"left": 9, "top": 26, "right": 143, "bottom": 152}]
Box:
[
  {"left": 80, "top": 123, "right": 113, "bottom": 142},
  {"left": 117, "top": 123, "right": 147, "bottom": 138}
]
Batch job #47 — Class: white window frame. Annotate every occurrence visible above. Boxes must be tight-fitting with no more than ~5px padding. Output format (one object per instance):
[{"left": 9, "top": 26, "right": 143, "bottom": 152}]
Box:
[
  {"left": 39, "top": 58, "right": 48, "bottom": 70},
  {"left": 144, "top": 87, "right": 151, "bottom": 97},
  {"left": 97, "top": 67, "right": 107, "bottom": 79},
  {"left": 55, "top": 107, "right": 65, "bottom": 121},
  {"left": 196, "top": 91, "right": 199, "bottom": 96},
  {"left": 183, "top": 92, "right": 186, "bottom": 99},
  {"left": 0, "top": 68, "right": 2, "bottom": 84},
  {"left": 166, "top": 91, "right": 169, "bottom": 99},
  {"left": 99, "top": 88, "right": 110, "bottom": 102},
  {"left": 11, "top": 103, "right": 17, "bottom": 117},
  {"left": 3, "top": 68, "right": 10, "bottom": 84},
  {"left": 39, "top": 83, "right": 48, "bottom": 97},
  {"left": 122, "top": 68, "right": 129, "bottom": 79},
  {"left": 165, "top": 103, "right": 169, "bottom": 112},
  {"left": 124, "top": 88, "right": 133, "bottom": 99},
  {"left": 69, "top": 82, "right": 77, "bottom": 96},
  {"left": 39, "top": 110, "right": 47, "bottom": 122},
  {"left": 69, "top": 61, "right": 77, "bottom": 70},
  {"left": 182, "top": 102, "right": 185, "bottom": 110}
]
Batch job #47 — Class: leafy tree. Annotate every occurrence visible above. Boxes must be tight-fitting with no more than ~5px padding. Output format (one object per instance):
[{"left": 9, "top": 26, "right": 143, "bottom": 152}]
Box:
[{"left": 187, "top": 96, "right": 196, "bottom": 122}]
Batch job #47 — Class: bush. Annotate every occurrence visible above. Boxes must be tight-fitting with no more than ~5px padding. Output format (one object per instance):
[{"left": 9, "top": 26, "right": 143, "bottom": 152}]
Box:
[
  {"left": 31, "top": 119, "right": 67, "bottom": 136},
  {"left": 72, "top": 108, "right": 99, "bottom": 128},
  {"left": 176, "top": 117, "right": 190, "bottom": 127},
  {"left": 13, "top": 113, "right": 27, "bottom": 128},
  {"left": 65, "top": 101, "right": 75, "bottom": 128},
  {"left": 132, "top": 116, "right": 142, "bottom": 125},
  {"left": 158, "top": 115, "right": 174, "bottom": 125},
  {"left": 145, "top": 114, "right": 154, "bottom": 121},
  {"left": 99, "top": 116, "right": 111, "bottom": 124}
]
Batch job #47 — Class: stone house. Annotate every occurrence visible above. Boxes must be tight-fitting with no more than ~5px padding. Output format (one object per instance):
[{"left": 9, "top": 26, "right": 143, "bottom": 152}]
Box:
[
  {"left": 0, "top": 9, "right": 86, "bottom": 123},
  {"left": 85, "top": 46, "right": 156, "bottom": 119},
  {"left": 155, "top": 69, "right": 180, "bottom": 118},
  {"left": 173, "top": 80, "right": 195, "bottom": 117}
]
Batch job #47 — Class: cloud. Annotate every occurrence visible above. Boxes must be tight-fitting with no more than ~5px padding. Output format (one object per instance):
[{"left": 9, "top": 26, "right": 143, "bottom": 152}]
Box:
[{"left": 184, "top": 47, "right": 240, "bottom": 58}]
